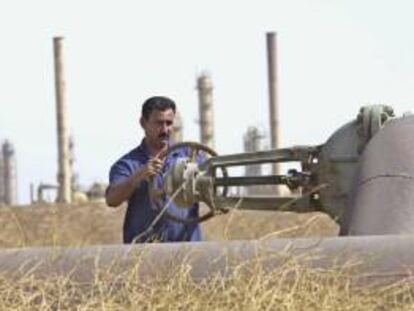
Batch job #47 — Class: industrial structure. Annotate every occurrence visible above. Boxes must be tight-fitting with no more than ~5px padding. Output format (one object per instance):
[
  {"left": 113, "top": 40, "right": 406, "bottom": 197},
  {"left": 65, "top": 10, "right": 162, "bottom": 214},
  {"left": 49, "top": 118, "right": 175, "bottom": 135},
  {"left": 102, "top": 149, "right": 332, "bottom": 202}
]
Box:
[
  {"left": 243, "top": 126, "right": 264, "bottom": 195},
  {"left": 31, "top": 37, "right": 108, "bottom": 205},
  {"left": 266, "top": 32, "right": 281, "bottom": 176},
  {"left": 53, "top": 36, "right": 72, "bottom": 204},
  {"left": 172, "top": 110, "right": 183, "bottom": 142},
  {"left": 0, "top": 140, "right": 18, "bottom": 206},
  {"left": 3, "top": 104, "right": 414, "bottom": 287},
  {"left": 2, "top": 33, "right": 414, "bottom": 288},
  {"left": 0, "top": 149, "right": 3, "bottom": 205},
  {"left": 196, "top": 73, "right": 215, "bottom": 148}
]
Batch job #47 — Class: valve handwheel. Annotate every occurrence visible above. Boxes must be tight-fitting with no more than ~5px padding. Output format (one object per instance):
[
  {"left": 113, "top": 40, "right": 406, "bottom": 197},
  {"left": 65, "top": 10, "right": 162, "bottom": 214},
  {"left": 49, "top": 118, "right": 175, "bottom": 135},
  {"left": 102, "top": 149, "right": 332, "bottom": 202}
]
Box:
[{"left": 152, "top": 141, "right": 229, "bottom": 224}]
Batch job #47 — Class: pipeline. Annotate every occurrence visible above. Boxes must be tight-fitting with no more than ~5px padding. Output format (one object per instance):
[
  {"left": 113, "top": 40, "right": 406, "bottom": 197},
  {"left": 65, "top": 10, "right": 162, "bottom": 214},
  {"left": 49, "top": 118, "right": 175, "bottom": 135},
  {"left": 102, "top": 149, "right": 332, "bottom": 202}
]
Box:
[
  {"left": 1, "top": 235, "right": 414, "bottom": 285},
  {"left": 344, "top": 114, "right": 414, "bottom": 235}
]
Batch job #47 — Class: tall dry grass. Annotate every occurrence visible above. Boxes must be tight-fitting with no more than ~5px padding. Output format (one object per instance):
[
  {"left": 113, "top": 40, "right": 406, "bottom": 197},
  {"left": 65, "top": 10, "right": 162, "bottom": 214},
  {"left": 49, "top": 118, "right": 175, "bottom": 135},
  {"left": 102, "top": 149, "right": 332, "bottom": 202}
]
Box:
[
  {"left": 0, "top": 252, "right": 413, "bottom": 310},
  {"left": 0, "top": 203, "right": 338, "bottom": 248},
  {"left": 0, "top": 203, "right": 412, "bottom": 310}
]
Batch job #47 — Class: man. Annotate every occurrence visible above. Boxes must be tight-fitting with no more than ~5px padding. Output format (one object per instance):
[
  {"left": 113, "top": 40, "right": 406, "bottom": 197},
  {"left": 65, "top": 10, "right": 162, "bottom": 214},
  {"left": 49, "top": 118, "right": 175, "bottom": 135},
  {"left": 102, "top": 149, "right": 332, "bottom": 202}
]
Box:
[{"left": 105, "top": 96, "right": 202, "bottom": 243}]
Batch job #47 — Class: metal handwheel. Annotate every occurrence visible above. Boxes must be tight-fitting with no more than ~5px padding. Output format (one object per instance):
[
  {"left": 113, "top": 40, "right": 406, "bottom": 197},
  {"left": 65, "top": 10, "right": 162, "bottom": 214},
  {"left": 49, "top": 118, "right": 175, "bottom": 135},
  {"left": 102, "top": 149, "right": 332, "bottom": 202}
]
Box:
[{"left": 152, "top": 141, "right": 229, "bottom": 224}]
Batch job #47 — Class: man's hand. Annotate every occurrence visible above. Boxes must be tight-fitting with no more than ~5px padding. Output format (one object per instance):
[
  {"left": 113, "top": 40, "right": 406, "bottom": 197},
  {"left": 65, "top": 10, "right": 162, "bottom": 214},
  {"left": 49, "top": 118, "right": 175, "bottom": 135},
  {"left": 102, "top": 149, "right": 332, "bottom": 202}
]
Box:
[
  {"left": 138, "top": 150, "right": 165, "bottom": 182},
  {"left": 106, "top": 147, "right": 167, "bottom": 207}
]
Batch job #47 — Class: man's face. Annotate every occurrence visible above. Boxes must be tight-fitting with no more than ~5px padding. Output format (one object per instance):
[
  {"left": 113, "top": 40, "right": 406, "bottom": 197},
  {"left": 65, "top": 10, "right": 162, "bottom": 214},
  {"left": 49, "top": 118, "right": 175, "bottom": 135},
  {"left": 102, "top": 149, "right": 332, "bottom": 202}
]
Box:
[{"left": 141, "top": 108, "right": 175, "bottom": 149}]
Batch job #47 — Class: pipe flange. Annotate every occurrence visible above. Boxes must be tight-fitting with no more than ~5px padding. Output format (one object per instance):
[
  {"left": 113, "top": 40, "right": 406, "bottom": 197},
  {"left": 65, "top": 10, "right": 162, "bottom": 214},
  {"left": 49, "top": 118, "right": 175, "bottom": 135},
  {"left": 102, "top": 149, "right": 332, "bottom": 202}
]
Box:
[{"left": 357, "top": 105, "right": 394, "bottom": 153}]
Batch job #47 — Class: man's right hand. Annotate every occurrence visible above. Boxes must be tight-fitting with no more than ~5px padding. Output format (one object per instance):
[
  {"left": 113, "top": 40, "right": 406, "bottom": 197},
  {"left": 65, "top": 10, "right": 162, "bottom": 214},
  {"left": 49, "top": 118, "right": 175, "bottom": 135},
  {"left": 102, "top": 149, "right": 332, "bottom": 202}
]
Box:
[
  {"left": 138, "top": 151, "right": 165, "bottom": 182},
  {"left": 106, "top": 149, "right": 167, "bottom": 207}
]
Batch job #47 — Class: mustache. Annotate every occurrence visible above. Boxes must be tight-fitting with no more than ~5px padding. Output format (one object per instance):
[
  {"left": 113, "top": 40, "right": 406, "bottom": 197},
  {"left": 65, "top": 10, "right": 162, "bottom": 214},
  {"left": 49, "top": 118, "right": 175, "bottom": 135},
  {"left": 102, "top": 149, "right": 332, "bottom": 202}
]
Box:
[{"left": 158, "top": 133, "right": 169, "bottom": 139}]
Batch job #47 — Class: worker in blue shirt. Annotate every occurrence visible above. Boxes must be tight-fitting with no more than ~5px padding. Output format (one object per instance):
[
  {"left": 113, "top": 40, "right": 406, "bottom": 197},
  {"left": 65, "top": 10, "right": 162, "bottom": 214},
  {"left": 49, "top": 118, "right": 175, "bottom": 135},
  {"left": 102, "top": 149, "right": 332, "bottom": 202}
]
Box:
[{"left": 105, "top": 96, "right": 202, "bottom": 243}]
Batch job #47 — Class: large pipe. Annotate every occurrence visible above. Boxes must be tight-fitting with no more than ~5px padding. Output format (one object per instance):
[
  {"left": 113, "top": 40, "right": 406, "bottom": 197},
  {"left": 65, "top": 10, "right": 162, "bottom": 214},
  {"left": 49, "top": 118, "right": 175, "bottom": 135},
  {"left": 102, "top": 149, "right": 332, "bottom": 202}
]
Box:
[
  {"left": 2, "top": 140, "right": 17, "bottom": 205},
  {"left": 1, "top": 235, "right": 414, "bottom": 285},
  {"left": 197, "top": 73, "right": 214, "bottom": 148},
  {"left": 344, "top": 115, "right": 414, "bottom": 235},
  {"left": 266, "top": 32, "right": 280, "bottom": 176},
  {"left": 53, "top": 37, "right": 72, "bottom": 203}
]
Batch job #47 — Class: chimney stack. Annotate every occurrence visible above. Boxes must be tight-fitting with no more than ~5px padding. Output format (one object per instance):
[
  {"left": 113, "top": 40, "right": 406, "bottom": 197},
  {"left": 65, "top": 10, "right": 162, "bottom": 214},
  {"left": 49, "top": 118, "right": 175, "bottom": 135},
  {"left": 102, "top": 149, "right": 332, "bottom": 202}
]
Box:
[
  {"left": 2, "top": 140, "right": 17, "bottom": 205},
  {"left": 53, "top": 37, "right": 72, "bottom": 203},
  {"left": 197, "top": 73, "right": 215, "bottom": 148},
  {"left": 266, "top": 32, "right": 281, "bottom": 176},
  {"left": 172, "top": 110, "right": 183, "bottom": 142}
]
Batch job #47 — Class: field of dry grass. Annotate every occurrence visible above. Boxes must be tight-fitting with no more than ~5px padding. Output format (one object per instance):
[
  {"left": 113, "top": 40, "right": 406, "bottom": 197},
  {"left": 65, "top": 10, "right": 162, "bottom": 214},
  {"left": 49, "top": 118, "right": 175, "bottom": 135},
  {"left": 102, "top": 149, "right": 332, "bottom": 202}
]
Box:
[
  {"left": 0, "top": 203, "right": 338, "bottom": 248},
  {"left": 0, "top": 203, "right": 413, "bottom": 310},
  {"left": 1, "top": 255, "right": 414, "bottom": 310}
]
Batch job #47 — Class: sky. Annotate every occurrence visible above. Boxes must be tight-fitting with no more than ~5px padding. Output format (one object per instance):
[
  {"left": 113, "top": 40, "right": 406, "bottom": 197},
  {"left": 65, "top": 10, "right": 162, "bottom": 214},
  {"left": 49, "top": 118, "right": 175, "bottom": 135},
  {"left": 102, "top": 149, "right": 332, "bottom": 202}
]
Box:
[{"left": 1, "top": 0, "right": 414, "bottom": 204}]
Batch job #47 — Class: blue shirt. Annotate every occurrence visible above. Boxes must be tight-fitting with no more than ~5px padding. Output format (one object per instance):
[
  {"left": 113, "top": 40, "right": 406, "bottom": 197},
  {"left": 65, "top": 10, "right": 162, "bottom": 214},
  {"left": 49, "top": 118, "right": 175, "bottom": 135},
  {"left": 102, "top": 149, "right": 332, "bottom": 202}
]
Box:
[{"left": 109, "top": 140, "right": 202, "bottom": 243}]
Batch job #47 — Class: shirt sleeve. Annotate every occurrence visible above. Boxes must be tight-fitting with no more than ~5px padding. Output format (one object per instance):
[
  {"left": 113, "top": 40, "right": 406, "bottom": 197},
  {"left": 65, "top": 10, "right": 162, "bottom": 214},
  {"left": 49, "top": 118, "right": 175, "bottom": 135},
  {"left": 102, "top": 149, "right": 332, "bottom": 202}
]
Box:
[{"left": 109, "top": 159, "right": 134, "bottom": 186}]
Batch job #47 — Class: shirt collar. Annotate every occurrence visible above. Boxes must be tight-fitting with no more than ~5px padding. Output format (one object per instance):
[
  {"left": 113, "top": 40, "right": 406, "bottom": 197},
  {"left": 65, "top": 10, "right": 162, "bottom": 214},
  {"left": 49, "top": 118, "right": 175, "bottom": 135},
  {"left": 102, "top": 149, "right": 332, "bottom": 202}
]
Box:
[{"left": 137, "top": 138, "right": 180, "bottom": 159}]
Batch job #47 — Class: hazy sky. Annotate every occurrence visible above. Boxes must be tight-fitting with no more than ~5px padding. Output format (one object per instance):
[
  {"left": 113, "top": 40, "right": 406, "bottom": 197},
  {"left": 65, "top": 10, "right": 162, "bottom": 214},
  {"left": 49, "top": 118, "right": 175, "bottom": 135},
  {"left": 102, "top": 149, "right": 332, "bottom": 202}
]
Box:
[{"left": 1, "top": 0, "right": 414, "bottom": 204}]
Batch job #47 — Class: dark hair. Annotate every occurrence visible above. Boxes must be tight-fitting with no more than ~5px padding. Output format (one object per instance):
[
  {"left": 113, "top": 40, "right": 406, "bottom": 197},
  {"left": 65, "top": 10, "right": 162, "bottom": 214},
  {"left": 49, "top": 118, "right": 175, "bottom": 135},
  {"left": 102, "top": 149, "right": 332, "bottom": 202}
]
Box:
[{"left": 141, "top": 96, "right": 176, "bottom": 120}]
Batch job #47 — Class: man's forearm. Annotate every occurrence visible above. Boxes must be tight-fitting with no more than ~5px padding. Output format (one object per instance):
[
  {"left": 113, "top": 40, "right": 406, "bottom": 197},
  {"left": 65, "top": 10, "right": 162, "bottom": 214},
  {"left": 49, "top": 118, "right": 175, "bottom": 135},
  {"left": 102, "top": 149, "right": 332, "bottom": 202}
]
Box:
[{"left": 105, "top": 171, "right": 143, "bottom": 207}]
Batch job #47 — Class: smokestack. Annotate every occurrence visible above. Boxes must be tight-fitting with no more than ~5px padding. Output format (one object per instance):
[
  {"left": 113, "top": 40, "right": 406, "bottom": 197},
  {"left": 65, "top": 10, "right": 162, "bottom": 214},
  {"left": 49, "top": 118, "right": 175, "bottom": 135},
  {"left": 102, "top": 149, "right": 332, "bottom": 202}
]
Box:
[
  {"left": 2, "top": 141, "right": 17, "bottom": 205},
  {"left": 53, "top": 37, "right": 72, "bottom": 203},
  {"left": 197, "top": 73, "right": 214, "bottom": 148},
  {"left": 243, "top": 127, "right": 263, "bottom": 177},
  {"left": 172, "top": 110, "right": 183, "bottom": 142},
  {"left": 30, "top": 183, "right": 35, "bottom": 204},
  {"left": 266, "top": 32, "right": 280, "bottom": 176},
  {"left": 243, "top": 127, "right": 264, "bottom": 195},
  {"left": 0, "top": 151, "right": 4, "bottom": 205}
]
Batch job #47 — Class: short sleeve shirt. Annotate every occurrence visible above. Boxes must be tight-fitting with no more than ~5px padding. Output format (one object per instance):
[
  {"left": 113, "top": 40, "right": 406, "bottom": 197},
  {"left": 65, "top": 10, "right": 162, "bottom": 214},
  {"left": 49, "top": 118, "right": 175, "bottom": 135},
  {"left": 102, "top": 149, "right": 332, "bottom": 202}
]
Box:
[{"left": 109, "top": 139, "right": 202, "bottom": 243}]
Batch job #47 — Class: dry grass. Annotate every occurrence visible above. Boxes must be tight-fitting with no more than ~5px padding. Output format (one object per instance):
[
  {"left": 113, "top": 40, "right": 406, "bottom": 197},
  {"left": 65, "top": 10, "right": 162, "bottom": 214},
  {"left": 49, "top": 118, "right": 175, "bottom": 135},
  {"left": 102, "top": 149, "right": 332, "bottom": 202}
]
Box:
[
  {"left": 0, "top": 251, "right": 413, "bottom": 310},
  {"left": 0, "top": 203, "right": 125, "bottom": 247},
  {"left": 0, "top": 203, "right": 412, "bottom": 310},
  {"left": 0, "top": 203, "right": 338, "bottom": 248}
]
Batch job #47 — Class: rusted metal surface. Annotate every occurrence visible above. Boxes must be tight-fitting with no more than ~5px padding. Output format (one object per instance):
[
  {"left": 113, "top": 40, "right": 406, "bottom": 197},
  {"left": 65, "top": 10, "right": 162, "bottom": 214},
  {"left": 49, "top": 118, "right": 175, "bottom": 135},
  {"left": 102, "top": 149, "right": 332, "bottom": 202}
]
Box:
[
  {"left": 1, "top": 235, "right": 414, "bottom": 285},
  {"left": 344, "top": 115, "right": 414, "bottom": 235}
]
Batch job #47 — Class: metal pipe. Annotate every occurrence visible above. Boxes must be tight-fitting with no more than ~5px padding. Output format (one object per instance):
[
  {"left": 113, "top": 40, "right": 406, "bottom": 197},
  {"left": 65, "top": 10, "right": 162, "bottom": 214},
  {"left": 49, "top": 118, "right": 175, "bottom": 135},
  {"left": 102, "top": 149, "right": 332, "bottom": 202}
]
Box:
[
  {"left": 53, "top": 37, "right": 72, "bottom": 203},
  {"left": 266, "top": 32, "right": 280, "bottom": 176},
  {"left": 201, "top": 146, "right": 316, "bottom": 170},
  {"left": 344, "top": 115, "right": 414, "bottom": 235},
  {"left": 215, "top": 175, "right": 286, "bottom": 187},
  {"left": 218, "top": 195, "right": 309, "bottom": 212},
  {"left": 1, "top": 235, "right": 414, "bottom": 285}
]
